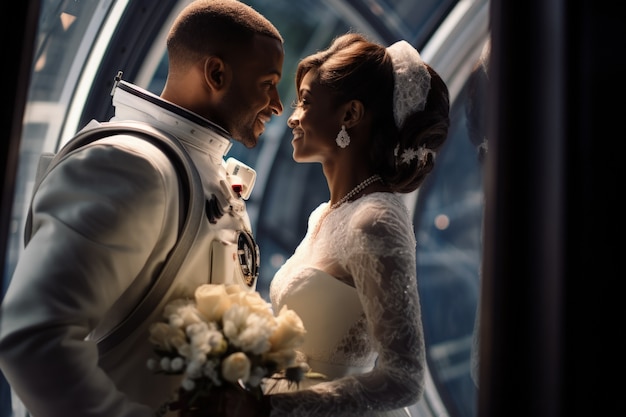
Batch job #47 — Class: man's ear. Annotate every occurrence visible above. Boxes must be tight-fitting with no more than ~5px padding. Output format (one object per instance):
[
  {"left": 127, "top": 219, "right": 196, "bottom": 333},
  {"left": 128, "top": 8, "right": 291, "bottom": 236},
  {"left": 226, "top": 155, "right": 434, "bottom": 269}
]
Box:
[
  {"left": 202, "top": 56, "right": 228, "bottom": 91},
  {"left": 341, "top": 100, "right": 365, "bottom": 128}
]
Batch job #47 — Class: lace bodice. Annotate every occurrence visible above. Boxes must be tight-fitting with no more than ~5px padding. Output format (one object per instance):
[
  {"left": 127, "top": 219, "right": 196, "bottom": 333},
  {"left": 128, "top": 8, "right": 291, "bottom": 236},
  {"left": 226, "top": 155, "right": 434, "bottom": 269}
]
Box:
[{"left": 267, "top": 192, "right": 425, "bottom": 416}]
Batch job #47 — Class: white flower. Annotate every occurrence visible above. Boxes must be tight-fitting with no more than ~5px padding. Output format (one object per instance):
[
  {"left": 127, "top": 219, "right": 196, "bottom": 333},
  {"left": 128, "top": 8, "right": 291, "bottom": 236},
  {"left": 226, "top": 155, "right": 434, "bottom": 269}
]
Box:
[
  {"left": 176, "top": 342, "right": 193, "bottom": 360},
  {"left": 399, "top": 146, "right": 435, "bottom": 165},
  {"left": 270, "top": 305, "right": 307, "bottom": 351},
  {"left": 400, "top": 147, "right": 420, "bottom": 164},
  {"left": 194, "top": 284, "right": 232, "bottom": 322},
  {"left": 221, "top": 352, "right": 251, "bottom": 384},
  {"left": 229, "top": 290, "right": 273, "bottom": 318},
  {"left": 222, "top": 305, "right": 275, "bottom": 354},
  {"left": 185, "top": 353, "right": 206, "bottom": 379},
  {"left": 160, "top": 357, "right": 172, "bottom": 372},
  {"left": 181, "top": 378, "right": 196, "bottom": 392},
  {"left": 169, "top": 302, "right": 205, "bottom": 329},
  {"left": 148, "top": 322, "right": 187, "bottom": 351},
  {"left": 239, "top": 312, "right": 275, "bottom": 354},
  {"left": 163, "top": 298, "right": 193, "bottom": 319},
  {"left": 224, "top": 283, "right": 245, "bottom": 295},
  {"left": 186, "top": 322, "right": 213, "bottom": 356},
  {"left": 171, "top": 357, "right": 185, "bottom": 372},
  {"left": 147, "top": 283, "right": 309, "bottom": 413}
]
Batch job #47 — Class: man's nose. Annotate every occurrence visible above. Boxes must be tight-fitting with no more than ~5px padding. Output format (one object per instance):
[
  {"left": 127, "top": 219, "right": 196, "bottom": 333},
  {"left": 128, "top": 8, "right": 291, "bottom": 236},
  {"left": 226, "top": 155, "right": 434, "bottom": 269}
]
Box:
[{"left": 270, "top": 89, "right": 283, "bottom": 116}]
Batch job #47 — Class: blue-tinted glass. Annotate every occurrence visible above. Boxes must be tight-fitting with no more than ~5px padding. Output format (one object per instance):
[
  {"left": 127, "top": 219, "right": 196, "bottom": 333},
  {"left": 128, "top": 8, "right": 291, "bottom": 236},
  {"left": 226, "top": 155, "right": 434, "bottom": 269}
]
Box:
[
  {"left": 414, "top": 80, "right": 483, "bottom": 417},
  {"left": 344, "top": 0, "right": 458, "bottom": 44},
  {"left": 30, "top": 0, "right": 101, "bottom": 101},
  {"left": 4, "top": 2, "right": 485, "bottom": 417}
]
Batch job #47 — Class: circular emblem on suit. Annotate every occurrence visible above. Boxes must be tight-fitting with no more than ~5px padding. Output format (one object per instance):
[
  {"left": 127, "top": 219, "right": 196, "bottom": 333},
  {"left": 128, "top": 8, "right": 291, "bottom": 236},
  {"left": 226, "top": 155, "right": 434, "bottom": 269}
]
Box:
[{"left": 237, "top": 231, "right": 259, "bottom": 287}]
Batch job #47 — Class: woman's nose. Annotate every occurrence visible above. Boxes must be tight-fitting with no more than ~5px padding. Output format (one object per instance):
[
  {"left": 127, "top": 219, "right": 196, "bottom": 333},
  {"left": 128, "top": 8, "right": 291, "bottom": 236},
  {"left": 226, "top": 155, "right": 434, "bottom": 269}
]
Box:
[
  {"left": 287, "top": 113, "right": 298, "bottom": 128},
  {"left": 287, "top": 106, "right": 301, "bottom": 128}
]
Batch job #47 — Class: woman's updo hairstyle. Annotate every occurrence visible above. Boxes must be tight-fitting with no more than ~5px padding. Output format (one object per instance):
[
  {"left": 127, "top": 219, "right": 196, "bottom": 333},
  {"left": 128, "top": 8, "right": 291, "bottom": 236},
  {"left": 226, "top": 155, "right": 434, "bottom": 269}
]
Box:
[
  {"left": 293, "top": 33, "right": 450, "bottom": 194},
  {"left": 384, "top": 65, "right": 450, "bottom": 193},
  {"left": 294, "top": 33, "right": 396, "bottom": 149}
]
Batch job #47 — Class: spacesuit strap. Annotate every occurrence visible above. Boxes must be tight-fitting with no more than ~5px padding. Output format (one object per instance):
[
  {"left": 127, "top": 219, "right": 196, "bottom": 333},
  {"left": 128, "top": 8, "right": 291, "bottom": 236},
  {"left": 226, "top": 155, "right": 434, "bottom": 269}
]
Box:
[{"left": 24, "top": 120, "right": 205, "bottom": 356}]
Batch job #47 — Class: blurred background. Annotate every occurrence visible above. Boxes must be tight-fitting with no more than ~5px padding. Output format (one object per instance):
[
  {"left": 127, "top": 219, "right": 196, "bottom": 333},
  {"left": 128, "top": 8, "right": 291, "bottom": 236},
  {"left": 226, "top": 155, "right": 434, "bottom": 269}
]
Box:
[
  {"left": 1, "top": 1, "right": 489, "bottom": 416},
  {"left": 5, "top": 1, "right": 621, "bottom": 417}
]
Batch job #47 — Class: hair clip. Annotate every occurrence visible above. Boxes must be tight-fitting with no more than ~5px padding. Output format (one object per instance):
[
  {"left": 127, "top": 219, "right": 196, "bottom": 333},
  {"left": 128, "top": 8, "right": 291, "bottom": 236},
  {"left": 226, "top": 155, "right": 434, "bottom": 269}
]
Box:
[{"left": 396, "top": 146, "right": 435, "bottom": 165}]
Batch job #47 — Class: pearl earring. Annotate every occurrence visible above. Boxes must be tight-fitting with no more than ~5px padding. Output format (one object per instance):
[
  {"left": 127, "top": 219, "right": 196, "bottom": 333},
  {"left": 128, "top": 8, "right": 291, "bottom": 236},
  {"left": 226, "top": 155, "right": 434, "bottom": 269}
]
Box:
[{"left": 335, "top": 125, "right": 350, "bottom": 148}]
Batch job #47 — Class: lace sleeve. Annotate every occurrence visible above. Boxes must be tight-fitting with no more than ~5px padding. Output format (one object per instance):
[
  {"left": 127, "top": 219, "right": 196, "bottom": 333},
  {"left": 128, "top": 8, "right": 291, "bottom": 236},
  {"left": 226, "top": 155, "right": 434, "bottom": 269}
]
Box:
[{"left": 268, "top": 199, "right": 425, "bottom": 416}]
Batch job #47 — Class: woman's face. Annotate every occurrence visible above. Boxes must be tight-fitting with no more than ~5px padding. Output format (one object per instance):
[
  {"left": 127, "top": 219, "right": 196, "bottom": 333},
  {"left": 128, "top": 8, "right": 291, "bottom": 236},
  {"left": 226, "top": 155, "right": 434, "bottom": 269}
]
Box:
[{"left": 287, "top": 70, "right": 344, "bottom": 163}]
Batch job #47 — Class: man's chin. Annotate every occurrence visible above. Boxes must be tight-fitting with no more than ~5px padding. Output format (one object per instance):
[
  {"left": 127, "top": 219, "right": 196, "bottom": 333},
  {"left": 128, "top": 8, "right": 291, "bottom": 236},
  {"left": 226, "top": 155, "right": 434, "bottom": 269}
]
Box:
[
  {"left": 227, "top": 126, "right": 257, "bottom": 147},
  {"left": 233, "top": 134, "right": 258, "bottom": 149},
  {"left": 243, "top": 139, "right": 257, "bottom": 149}
]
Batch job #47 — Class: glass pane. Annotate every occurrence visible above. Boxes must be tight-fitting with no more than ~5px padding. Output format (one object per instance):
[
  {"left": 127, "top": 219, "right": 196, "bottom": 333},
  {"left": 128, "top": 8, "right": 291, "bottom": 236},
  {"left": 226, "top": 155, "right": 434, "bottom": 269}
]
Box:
[
  {"left": 31, "top": 0, "right": 102, "bottom": 101},
  {"left": 3, "top": 2, "right": 487, "bottom": 417},
  {"left": 414, "top": 50, "right": 488, "bottom": 417},
  {"left": 414, "top": 36, "right": 486, "bottom": 417},
  {"left": 4, "top": 0, "right": 114, "bottom": 289}
]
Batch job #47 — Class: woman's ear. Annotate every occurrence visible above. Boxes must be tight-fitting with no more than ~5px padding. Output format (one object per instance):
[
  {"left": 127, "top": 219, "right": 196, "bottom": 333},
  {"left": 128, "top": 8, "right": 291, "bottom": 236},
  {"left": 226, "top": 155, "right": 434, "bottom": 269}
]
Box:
[
  {"left": 202, "top": 56, "right": 228, "bottom": 91},
  {"left": 342, "top": 100, "right": 365, "bottom": 128}
]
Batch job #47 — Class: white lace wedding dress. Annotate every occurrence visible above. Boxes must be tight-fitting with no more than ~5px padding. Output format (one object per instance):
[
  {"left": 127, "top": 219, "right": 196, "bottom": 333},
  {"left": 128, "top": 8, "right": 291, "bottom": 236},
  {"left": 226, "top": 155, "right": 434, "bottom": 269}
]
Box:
[{"left": 265, "top": 192, "right": 425, "bottom": 417}]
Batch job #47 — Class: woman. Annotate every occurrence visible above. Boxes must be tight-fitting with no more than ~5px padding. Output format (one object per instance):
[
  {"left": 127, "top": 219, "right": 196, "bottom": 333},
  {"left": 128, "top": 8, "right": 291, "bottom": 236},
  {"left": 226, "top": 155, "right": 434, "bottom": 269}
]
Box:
[{"left": 234, "top": 32, "right": 450, "bottom": 416}]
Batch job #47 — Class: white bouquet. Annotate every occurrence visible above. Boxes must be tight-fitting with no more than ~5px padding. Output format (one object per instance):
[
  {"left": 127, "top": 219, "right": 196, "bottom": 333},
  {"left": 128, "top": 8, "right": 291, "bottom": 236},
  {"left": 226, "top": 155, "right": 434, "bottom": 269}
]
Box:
[{"left": 148, "top": 283, "right": 307, "bottom": 416}]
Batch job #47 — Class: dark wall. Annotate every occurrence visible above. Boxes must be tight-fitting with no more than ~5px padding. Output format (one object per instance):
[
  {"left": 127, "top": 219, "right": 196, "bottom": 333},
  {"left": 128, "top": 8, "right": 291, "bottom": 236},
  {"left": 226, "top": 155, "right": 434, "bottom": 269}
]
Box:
[
  {"left": 480, "top": 1, "right": 624, "bottom": 416},
  {"left": 0, "top": 3, "right": 40, "bottom": 414}
]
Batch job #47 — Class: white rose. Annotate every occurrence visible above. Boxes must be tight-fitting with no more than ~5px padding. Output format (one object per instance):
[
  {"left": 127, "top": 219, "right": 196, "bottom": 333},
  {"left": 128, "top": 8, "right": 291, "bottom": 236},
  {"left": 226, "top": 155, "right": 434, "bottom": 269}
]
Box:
[
  {"left": 221, "top": 352, "right": 251, "bottom": 384},
  {"left": 162, "top": 298, "right": 192, "bottom": 319},
  {"left": 173, "top": 303, "right": 205, "bottom": 328},
  {"left": 195, "top": 284, "right": 232, "bottom": 322},
  {"left": 269, "top": 305, "right": 306, "bottom": 351},
  {"left": 148, "top": 322, "right": 187, "bottom": 351},
  {"left": 186, "top": 322, "right": 212, "bottom": 355},
  {"left": 229, "top": 290, "right": 273, "bottom": 318},
  {"left": 238, "top": 312, "right": 275, "bottom": 355},
  {"left": 224, "top": 284, "right": 244, "bottom": 295}
]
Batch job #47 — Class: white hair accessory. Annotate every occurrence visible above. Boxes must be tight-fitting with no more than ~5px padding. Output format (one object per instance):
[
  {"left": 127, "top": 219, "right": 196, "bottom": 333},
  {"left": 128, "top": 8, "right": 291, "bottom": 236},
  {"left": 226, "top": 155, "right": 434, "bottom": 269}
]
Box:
[
  {"left": 387, "top": 40, "right": 432, "bottom": 128},
  {"left": 394, "top": 144, "right": 435, "bottom": 166}
]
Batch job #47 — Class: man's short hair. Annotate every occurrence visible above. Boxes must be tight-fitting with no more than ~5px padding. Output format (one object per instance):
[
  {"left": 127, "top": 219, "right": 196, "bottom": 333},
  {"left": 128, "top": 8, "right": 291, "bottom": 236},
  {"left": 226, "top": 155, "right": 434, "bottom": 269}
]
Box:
[{"left": 167, "top": 0, "right": 283, "bottom": 69}]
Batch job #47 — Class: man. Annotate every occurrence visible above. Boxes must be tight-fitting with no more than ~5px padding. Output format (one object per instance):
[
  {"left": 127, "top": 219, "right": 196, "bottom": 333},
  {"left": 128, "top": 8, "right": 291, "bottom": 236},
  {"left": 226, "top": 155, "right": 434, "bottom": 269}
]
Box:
[{"left": 0, "top": 1, "right": 284, "bottom": 416}]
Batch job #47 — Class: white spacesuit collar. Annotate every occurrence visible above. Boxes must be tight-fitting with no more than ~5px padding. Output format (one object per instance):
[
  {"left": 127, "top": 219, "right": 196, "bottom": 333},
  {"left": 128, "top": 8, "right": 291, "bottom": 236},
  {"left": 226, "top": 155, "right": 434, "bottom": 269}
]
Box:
[{"left": 110, "top": 74, "right": 233, "bottom": 158}]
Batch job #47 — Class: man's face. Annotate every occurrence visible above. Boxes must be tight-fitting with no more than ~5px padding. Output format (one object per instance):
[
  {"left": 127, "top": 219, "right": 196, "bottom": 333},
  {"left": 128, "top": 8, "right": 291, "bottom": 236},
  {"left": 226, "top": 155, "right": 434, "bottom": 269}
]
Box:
[{"left": 219, "top": 34, "right": 284, "bottom": 148}]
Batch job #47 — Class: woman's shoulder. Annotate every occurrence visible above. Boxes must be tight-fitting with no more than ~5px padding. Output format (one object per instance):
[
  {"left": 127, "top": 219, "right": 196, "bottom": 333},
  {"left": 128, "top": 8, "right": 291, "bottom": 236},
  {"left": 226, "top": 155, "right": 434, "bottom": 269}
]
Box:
[
  {"left": 336, "top": 193, "right": 416, "bottom": 257},
  {"left": 350, "top": 192, "right": 409, "bottom": 219},
  {"left": 344, "top": 192, "right": 413, "bottom": 235}
]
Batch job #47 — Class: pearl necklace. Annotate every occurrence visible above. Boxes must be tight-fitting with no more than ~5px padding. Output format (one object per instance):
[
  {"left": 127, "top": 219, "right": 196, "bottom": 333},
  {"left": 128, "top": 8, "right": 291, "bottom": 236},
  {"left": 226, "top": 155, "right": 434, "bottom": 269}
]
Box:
[
  {"left": 330, "top": 174, "right": 382, "bottom": 210},
  {"left": 311, "top": 174, "right": 382, "bottom": 240}
]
